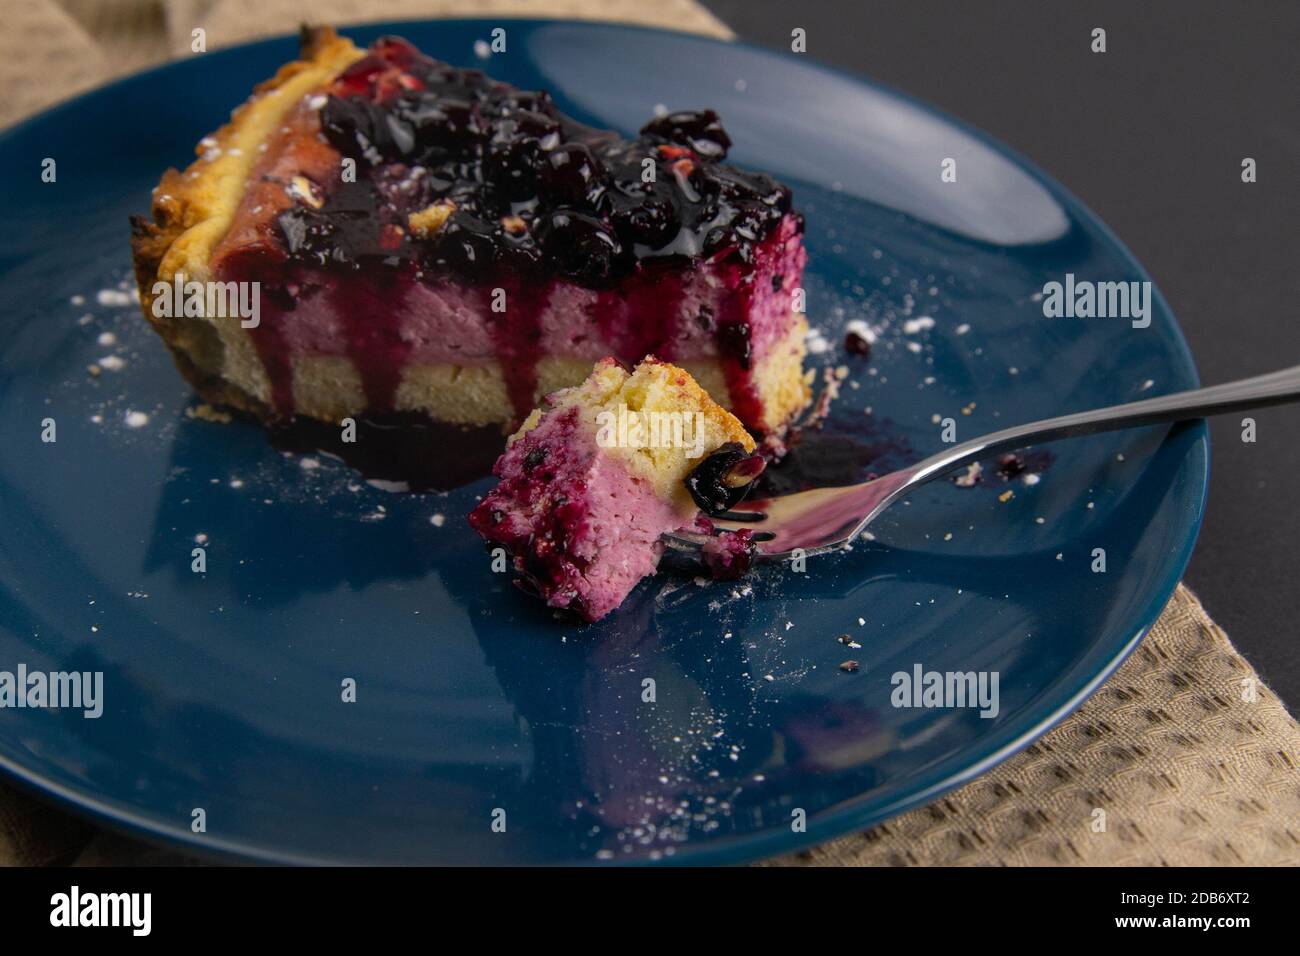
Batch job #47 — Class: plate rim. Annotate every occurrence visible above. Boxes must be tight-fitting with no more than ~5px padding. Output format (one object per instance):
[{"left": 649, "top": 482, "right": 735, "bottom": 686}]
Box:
[{"left": 0, "top": 16, "right": 1209, "bottom": 866}]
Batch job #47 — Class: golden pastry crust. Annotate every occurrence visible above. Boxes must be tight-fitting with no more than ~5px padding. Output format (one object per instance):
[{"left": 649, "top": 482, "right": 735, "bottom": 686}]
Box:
[{"left": 129, "top": 26, "right": 363, "bottom": 418}]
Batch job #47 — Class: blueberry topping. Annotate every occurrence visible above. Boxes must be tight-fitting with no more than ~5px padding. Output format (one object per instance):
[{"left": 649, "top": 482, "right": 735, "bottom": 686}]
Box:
[
  {"left": 535, "top": 210, "right": 624, "bottom": 282},
  {"left": 539, "top": 143, "right": 605, "bottom": 208},
  {"left": 685, "top": 441, "right": 767, "bottom": 515},
  {"left": 433, "top": 215, "right": 499, "bottom": 277},
  {"left": 321, "top": 97, "right": 404, "bottom": 166},
  {"left": 278, "top": 38, "right": 794, "bottom": 287},
  {"left": 397, "top": 96, "right": 483, "bottom": 152},
  {"left": 640, "top": 109, "right": 732, "bottom": 160}
]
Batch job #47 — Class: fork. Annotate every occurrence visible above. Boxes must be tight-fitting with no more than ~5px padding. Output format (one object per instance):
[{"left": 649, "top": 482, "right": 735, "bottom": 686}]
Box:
[{"left": 665, "top": 363, "right": 1300, "bottom": 561}]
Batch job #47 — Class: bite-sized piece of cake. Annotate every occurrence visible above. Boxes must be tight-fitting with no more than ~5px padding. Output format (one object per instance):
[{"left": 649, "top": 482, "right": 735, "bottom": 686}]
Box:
[
  {"left": 468, "top": 357, "right": 758, "bottom": 621},
  {"left": 131, "top": 27, "right": 809, "bottom": 435}
]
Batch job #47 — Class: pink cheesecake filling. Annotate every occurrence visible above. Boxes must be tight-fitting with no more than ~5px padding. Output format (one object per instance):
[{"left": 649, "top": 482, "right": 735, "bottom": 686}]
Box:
[
  {"left": 252, "top": 213, "right": 805, "bottom": 367},
  {"left": 215, "top": 214, "right": 805, "bottom": 424},
  {"left": 467, "top": 406, "right": 686, "bottom": 622}
]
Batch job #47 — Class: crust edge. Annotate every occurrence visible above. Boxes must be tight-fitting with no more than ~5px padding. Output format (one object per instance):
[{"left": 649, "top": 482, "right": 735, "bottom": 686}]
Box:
[{"left": 129, "top": 25, "right": 362, "bottom": 417}]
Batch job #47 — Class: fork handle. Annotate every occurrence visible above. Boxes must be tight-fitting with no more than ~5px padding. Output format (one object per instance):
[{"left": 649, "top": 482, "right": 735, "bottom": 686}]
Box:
[{"left": 909, "top": 363, "right": 1300, "bottom": 484}]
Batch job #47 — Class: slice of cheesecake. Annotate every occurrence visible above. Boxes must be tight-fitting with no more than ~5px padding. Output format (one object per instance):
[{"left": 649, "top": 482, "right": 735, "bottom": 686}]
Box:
[
  {"left": 130, "top": 27, "right": 810, "bottom": 435},
  {"left": 468, "top": 357, "right": 761, "bottom": 622}
]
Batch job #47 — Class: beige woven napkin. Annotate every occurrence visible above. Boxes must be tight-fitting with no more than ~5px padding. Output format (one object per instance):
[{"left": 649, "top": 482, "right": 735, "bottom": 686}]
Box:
[{"left": 2, "top": 0, "right": 1297, "bottom": 867}]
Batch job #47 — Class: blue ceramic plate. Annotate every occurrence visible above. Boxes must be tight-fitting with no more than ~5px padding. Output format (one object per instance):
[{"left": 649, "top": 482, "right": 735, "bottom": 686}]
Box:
[{"left": 0, "top": 19, "right": 1205, "bottom": 864}]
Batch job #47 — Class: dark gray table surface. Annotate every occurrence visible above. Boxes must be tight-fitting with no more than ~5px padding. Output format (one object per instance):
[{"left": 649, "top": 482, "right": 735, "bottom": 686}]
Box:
[{"left": 704, "top": 0, "right": 1299, "bottom": 707}]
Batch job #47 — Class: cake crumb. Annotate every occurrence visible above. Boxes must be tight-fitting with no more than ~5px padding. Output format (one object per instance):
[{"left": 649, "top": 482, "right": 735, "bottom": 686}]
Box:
[
  {"left": 186, "top": 403, "right": 233, "bottom": 424},
  {"left": 954, "top": 462, "right": 982, "bottom": 487},
  {"left": 96, "top": 289, "right": 133, "bottom": 307},
  {"left": 805, "top": 327, "right": 830, "bottom": 354},
  {"left": 408, "top": 200, "right": 457, "bottom": 237}
]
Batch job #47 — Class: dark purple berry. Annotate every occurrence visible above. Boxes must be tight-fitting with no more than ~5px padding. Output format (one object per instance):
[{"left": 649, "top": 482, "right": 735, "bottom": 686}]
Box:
[
  {"left": 434, "top": 216, "right": 498, "bottom": 277},
  {"left": 399, "top": 96, "right": 482, "bottom": 151},
  {"left": 610, "top": 194, "right": 679, "bottom": 248},
  {"left": 685, "top": 442, "right": 766, "bottom": 515},
  {"left": 490, "top": 90, "right": 555, "bottom": 119},
  {"left": 321, "top": 97, "right": 401, "bottom": 165},
  {"left": 539, "top": 143, "right": 604, "bottom": 207},
  {"left": 845, "top": 331, "right": 872, "bottom": 357},
  {"left": 716, "top": 322, "right": 752, "bottom": 370},
  {"left": 535, "top": 210, "right": 623, "bottom": 282},
  {"left": 640, "top": 109, "right": 732, "bottom": 160}
]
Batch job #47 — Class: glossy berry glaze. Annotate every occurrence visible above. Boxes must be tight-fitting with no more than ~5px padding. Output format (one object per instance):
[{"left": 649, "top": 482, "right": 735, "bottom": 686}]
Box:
[{"left": 211, "top": 36, "right": 805, "bottom": 429}]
